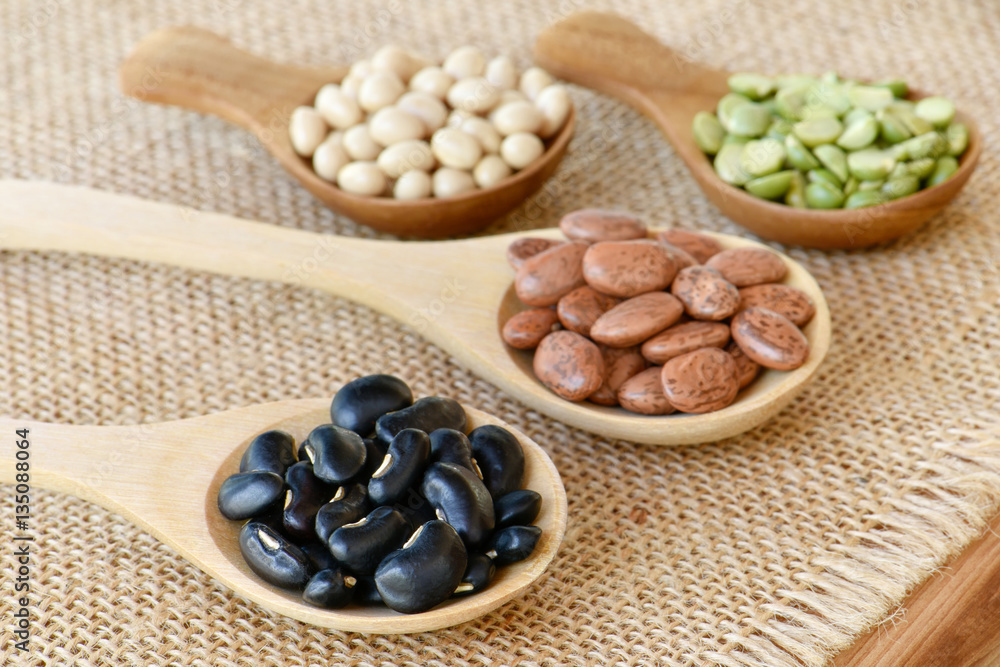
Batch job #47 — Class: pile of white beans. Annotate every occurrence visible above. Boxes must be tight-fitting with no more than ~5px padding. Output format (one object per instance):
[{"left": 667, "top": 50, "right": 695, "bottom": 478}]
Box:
[{"left": 288, "top": 45, "right": 572, "bottom": 200}]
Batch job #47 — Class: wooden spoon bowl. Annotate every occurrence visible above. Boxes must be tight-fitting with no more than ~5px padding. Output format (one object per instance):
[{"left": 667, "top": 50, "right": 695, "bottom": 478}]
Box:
[
  {"left": 119, "top": 26, "right": 576, "bottom": 238},
  {"left": 0, "top": 399, "right": 567, "bottom": 633},
  {"left": 534, "top": 12, "right": 981, "bottom": 249},
  {"left": 0, "top": 181, "right": 830, "bottom": 445}
]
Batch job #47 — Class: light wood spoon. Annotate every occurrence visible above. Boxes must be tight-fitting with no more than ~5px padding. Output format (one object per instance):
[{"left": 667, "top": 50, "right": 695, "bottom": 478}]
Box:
[
  {"left": 0, "top": 398, "right": 567, "bottom": 633},
  {"left": 533, "top": 12, "right": 981, "bottom": 249},
  {"left": 0, "top": 180, "right": 830, "bottom": 446},
  {"left": 118, "top": 27, "right": 575, "bottom": 238}
]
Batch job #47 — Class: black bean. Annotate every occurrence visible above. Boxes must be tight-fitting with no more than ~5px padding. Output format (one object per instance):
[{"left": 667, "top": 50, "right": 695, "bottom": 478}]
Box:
[
  {"left": 375, "top": 520, "right": 467, "bottom": 614},
  {"left": 217, "top": 471, "right": 285, "bottom": 521},
  {"left": 283, "top": 462, "right": 337, "bottom": 541},
  {"left": 494, "top": 489, "right": 542, "bottom": 529},
  {"left": 352, "top": 576, "right": 384, "bottom": 606},
  {"left": 429, "top": 428, "right": 478, "bottom": 472},
  {"left": 421, "top": 462, "right": 495, "bottom": 550},
  {"left": 299, "top": 539, "right": 339, "bottom": 573},
  {"left": 453, "top": 552, "right": 495, "bottom": 596},
  {"left": 302, "top": 568, "right": 356, "bottom": 609},
  {"left": 239, "top": 521, "right": 312, "bottom": 590},
  {"left": 394, "top": 486, "right": 437, "bottom": 531},
  {"left": 354, "top": 438, "right": 387, "bottom": 482},
  {"left": 303, "top": 424, "right": 367, "bottom": 484},
  {"left": 315, "top": 483, "right": 370, "bottom": 544},
  {"left": 368, "top": 429, "right": 431, "bottom": 506},
  {"left": 375, "top": 396, "right": 467, "bottom": 445},
  {"left": 328, "top": 506, "right": 410, "bottom": 575},
  {"left": 469, "top": 425, "right": 525, "bottom": 499},
  {"left": 331, "top": 374, "right": 413, "bottom": 436},
  {"left": 487, "top": 525, "right": 542, "bottom": 566},
  {"left": 240, "top": 430, "right": 297, "bottom": 476}
]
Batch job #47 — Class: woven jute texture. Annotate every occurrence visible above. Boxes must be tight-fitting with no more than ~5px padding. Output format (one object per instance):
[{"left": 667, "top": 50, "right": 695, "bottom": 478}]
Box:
[{"left": 2, "top": 0, "right": 999, "bottom": 665}]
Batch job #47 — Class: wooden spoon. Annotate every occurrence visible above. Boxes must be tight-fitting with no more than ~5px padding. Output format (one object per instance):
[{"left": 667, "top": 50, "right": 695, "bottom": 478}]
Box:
[
  {"left": 118, "top": 26, "right": 575, "bottom": 238},
  {"left": 0, "top": 180, "right": 830, "bottom": 446},
  {"left": 533, "top": 12, "right": 981, "bottom": 250},
  {"left": 0, "top": 398, "right": 567, "bottom": 633}
]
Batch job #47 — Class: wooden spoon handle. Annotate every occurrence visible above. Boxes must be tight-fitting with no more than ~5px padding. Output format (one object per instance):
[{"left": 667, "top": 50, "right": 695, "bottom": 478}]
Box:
[{"left": 119, "top": 25, "right": 342, "bottom": 133}]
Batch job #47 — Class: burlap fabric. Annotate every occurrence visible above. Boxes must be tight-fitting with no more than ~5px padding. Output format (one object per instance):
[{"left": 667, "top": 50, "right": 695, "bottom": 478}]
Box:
[{"left": 1, "top": 0, "right": 998, "bottom": 664}]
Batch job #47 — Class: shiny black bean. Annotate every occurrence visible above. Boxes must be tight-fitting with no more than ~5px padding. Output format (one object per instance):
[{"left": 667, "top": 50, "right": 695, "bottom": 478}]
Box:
[
  {"left": 453, "top": 552, "right": 495, "bottom": 596},
  {"left": 374, "top": 396, "right": 467, "bottom": 445},
  {"left": 315, "top": 483, "right": 370, "bottom": 544},
  {"left": 429, "top": 429, "right": 478, "bottom": 472},
  {"left": 368, "top": 429, "right": 431, "bottom": 506},
  {"left": 328, "top": 506, "right": 410, "bottom": 575},
  {"left": 299, "top": 539, "right": 339, "bottom": 573},
  {"left": 217, "top": 471, "right": 284, "bottom": 521},
  {"left": 240, "top": 430, "right": 297, "bottom": 476},
  {"left": 302, "top": 568, "right": 356, "bottom": 609},
  {"left": 352, "top": 576, "right": 384, "bottom": 605},
  {"left": 303, "top": 424, "right": 367, "bottom": 484},
  {"left": 494, "top": 489, "right": 542, "bottom": 529},
  {"left": 395, "top": 486, "right": 437, "bottom": 530},
  {"left": 354, "top": 438, "right": 387, "bottom": 482},
  {"left": 469, "top": 425, "right": 525, "bottom": 499},
  {"left": 375, "top": 520, "right": 467, "bottom": 614},
  {"left": 487, "top": 525, "right": 542, "bottom": 566},
  {"left": 283, "top": 462, "right": 338, "bottom": 541},
  {"left": 239, "top": 521, "right": 312, "bottom": 590},
  {"left": 421, "top": 462, "right": 495, "bottom": 549},
  {"left": 331, "top": 374, "right": 413, "bottom": 436}
]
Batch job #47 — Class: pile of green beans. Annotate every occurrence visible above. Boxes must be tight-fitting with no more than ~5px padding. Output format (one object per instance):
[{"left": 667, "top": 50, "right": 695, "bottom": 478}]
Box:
[{"left": 692, "top": 72, "right": 968, "bottom": 209}]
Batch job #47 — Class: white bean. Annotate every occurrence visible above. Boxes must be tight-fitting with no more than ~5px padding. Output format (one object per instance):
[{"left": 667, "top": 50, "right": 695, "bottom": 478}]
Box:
[
  {"left": 314, "top": 84, "right": 363, "bottom": 130},
  {"left": 349, "top": 59, "right": 374, "bottom": 79},
  {"left": 289, "top": 106, "right": 327, "bottom": 157},
  {"left": 443, "top": 46, "right": 485, "bottom": 79},
  {"left": 397, "top": 92, "right": 448, "bottom": 133},
  {"left": 342, "top": 124, "right": 382, "bottom": 161},
  {"left": 368, "top": 106, "right": 426, "bottom": 146},
  {"left": 357, "top": 71, "right": 405, "bottom": 113},
  {"left": 446, "top": 109, "right": 476, "bottom": 129},
  {"left": 535, "top": 84, "right": 572, "bottom": 138},
  {"left": 432, "top": 168, "right": 476, "bottom": 198},
  {"left": 340, "top": 73, "right": 363, "bottom": 100},
  {"left": 371, "top": 45, "right": 427, "bottom": 83},
  {"left": 520, "top": 67, "right": 554, "bottom": 100},
  {"left": 312, "top": 134, "right": 350, "bottom": 181},
  {"left": 485, "top": 56, "right": 517, "bottom": 91},
  {"left": 446, "top": 77, "right": 500, "bottom": 115},
  {"left": 473, "top": 154, "right": 512, "bottom": 188},
  {"left": 377, "top": 140, "right": 435, "bottom": 178},
  {"left": 461, "top": 116, "right": 502, "bottom": 154},
  {"left": 409, "top": 66, "right": 454, "bottom": 100},
  {"left": 394, "top": 170, "right": 433, "bottom": 200},
  {"left": 491, "top": 100, "right": 543, "bottom": 136},
  {"left": 500, "top": 132, "right": 544, "bottom": 170},
  {"left": 337, "top": 161, "right": 387, "bottom": 196},
  {"left": 497, "top": 89, "right": 529, "bottom": 107},
  {"left": 430, "top": 127, "right": 483, "bottom": 170}
]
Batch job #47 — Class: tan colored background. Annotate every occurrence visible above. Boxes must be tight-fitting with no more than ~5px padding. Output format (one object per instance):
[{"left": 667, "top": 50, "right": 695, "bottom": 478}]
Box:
[{"left": 1, "top": 0, "right": 999, "bottom": 665}]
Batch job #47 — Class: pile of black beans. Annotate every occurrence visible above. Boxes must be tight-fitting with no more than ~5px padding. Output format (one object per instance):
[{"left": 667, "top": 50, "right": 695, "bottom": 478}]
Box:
[{"left": 217, "top": 374, "right": 543, "bottom": 614}]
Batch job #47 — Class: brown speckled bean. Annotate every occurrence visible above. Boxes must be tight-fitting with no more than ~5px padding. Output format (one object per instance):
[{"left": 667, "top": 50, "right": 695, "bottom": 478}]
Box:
[
  {"left": 640, "top": 321, "right": 731, "bottom": 364},
  {"left": 559, "top": 209, "right": 647, "bottom": 243},
  {"left": 660, "top": 348, "right": 739, "bottom": 413},
  {"left": 515, "top": 241, "right": 588, "bottom": 307},
  {"left": 617, "top": 367, "right": 675, "bottom": 415},
  {"left": 532, "top": 331, "right": 605, "bottom": 401},
  {"left": 706, "top": 248, "right": 787, "bottom": 287},
  {"left": 506, "top": 237, "right": 564, "bottom": 269},
  {"left": 501, "top": 308, "right": 560, "bottom": 350},
  {"left": 737, "top": 284, "right": 815, "bottom": 327},
  {"left": 658, "top": 241, "right": 699, "bottom": 270},
  {"left": 731, "top": 307, "right": 809, "bottom": 371},
  {"left": 582, "top": 240, "right": 679, "bottom": 298},
  {"left": 556, "top": 286, "right": 620, "bottom": 337},
  {"left": 726, "top": 341, "right": 760, "bottom": 389},
  {"left": 590, "top": 292, "right": 684, "bottom": 348},
  {"left": 656, "top": 229, "right": 723, "bottom": 263},
  {"left": 670, "top": 266, "right": 740, "bottom": 321},
  {"left": 588, "top": 346, "right": 646, "bottom": 406}
]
